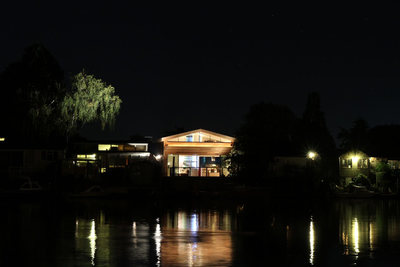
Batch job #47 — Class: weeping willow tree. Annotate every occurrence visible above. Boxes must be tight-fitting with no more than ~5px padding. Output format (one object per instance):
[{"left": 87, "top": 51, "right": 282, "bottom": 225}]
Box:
[{"left": 60, "top": 71, "right": 122, "bottom": 142}]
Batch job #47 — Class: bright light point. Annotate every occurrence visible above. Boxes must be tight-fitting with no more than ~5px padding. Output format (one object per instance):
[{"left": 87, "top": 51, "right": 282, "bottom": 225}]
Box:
[
  {"left": 155, "top": 154, "right": 162, "bottom": 160},
  {"left": 0, "top": 137, "right": 5, "bottom": 142},
  {"left": 351, "top": 156, "right": 360, "bottom": 164},
  {"left": 307, "top": 151, "right": 317, "bottom": 160}
]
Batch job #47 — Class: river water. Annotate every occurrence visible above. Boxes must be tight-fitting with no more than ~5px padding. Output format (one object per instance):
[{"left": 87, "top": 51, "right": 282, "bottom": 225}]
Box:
[{"left": 0, "top": 198, "right": 399, "bottom": 266}]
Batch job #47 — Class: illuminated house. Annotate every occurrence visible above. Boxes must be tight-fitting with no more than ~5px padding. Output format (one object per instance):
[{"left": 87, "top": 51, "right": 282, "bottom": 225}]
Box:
[
  {"left": 161, "top": 129, "right": 235, "bottom": 177},
  {"left": 339, "top": 150, "right": 370, "bottom": 184},
  {"left": 339, "top": 150, "right": 400, "bottom": 185},
  {"left": 67, "top": 140, "right": 151, "bottom": 176}
]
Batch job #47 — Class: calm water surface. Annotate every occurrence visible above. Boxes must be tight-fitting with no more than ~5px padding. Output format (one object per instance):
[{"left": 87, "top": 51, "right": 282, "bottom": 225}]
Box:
[{"left": 1, "top": 198, "right": 400, "bottom": 266}]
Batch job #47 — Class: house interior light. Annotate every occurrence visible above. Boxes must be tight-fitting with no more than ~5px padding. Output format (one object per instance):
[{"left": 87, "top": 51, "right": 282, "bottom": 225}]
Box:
[{"left": 0, "top": 137, "right": 5, "bottom": 142}]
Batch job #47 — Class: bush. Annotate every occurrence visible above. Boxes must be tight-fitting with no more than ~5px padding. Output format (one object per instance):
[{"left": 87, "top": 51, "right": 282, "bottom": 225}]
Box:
[{"left": 375, "top": 161, "right": 391, "bottom": 173}]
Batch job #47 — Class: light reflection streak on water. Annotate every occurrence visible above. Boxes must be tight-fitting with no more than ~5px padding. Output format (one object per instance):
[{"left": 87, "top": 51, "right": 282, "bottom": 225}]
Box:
[
  {"left": 132, "top": 221, "right": 137, "bottom": 248},
  {"left": 190, "top": 213, "right": 199, "bottom": 232},
  {"left": 352, "top": 218, "right": 359, "bottom": 255},
  {"left": 154, "top": 218, "right": 162, "bottom": 267},
  {"left": 369, "top": 222, "right": 373, "bottom": 251},
  {"left": 75, "top": 219, "right": 79, "bottom": 238},
  {"left": 88, "top": 219, "right": 97, "bottom": 266},
  {"left": 309, "top": 217, "right": 315, "bottom": 265}
]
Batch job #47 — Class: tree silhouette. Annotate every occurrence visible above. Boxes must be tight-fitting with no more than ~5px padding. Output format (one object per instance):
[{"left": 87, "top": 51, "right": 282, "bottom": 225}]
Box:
[
  {"left": 337, "top": 118, "right": 369, "bottom": 151},
  {"left": 234, "top": 102, "right": 301, "bottom": 184},
  {"left": 302, "top": 92, "right": 337, "bottom": 179},
  {"left": 0, "top": 43, "right": 64, "bottom": 144}
]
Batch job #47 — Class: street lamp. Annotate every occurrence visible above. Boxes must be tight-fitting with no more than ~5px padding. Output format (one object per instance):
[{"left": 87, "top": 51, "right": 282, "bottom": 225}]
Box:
[{"left": 307, "top": 151, "right": 318, "bottom": 160}]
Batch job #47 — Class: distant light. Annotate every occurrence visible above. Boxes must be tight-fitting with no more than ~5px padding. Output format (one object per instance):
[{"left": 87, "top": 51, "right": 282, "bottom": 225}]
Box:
[
  {"left": 155, "top": 154, "right": 162, "bottom": 160},
  {"left": 307, "top": 151, "right": 317, "bottom": 160},
  {"left": 0, "top": 137, "right": 5, "bottom": 142}
]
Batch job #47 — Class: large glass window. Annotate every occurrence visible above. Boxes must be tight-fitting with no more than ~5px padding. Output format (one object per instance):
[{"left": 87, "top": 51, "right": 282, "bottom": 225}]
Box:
[
  {"left": 341, "top": 159, "right": 352, "bottom": 168},
  {"left": 357, "top": 159, "right": 368, "bottom": 169}
]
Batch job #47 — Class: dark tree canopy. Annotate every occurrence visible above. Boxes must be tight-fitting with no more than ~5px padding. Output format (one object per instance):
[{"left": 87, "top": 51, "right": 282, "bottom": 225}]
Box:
[
  {"left": 232, "top": 92, "right": 338, "bottom": 184},
  {"left": 0, "top": 43, "right": 64, "bottom": 144},
  {"left": 366, "top": 125, "right": 400, "bottom": 158},
  {"left": 302, "top": 92, "right": 337, "bottom": 176},
  {"left": 337, "top": 118, "right": 369, "bottom": 152},
  {"left": 233, "top": 102, "right": 302, "bottom": 183}
]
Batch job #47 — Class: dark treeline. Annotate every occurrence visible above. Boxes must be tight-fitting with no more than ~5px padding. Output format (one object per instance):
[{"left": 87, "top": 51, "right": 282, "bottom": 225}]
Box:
[
  {"left": 0, "top": 43, "right": 65, "bottom": 145},
  {"left": 230, "top": 92, "right": 337, "bottom": 185},
  {"left": 338, "top": 119, "right": 400, "bottom": 158}
]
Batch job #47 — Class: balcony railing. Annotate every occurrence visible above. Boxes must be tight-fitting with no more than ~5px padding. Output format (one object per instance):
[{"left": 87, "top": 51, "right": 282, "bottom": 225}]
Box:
[{"left": 168, "top": 167, "right": 229, "bottom": 177}]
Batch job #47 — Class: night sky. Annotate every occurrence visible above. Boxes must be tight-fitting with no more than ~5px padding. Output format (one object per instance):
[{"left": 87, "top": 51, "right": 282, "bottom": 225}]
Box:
[{"left": 2, "top": 4, "right": 400, "bottom": 141}]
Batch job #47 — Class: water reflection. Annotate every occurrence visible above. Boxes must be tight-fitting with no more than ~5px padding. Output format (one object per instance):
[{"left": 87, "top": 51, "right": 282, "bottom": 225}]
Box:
[
  {"left": 161, "top": 210, "right": 233, "bottom": 266},
  {"left": 6, "top": 199, "right": 400, "bottom": 266},
  {"left": 338, "top": 201, "right": 376, "bottom": 261},
  {"left": 309, "top": 217, "right": 315, "bottom": 265},
  {"left": 154, "top": 218, "right": 162, "bottom": 267},
  {"left": 89, "top": 219, "right": 97, "bottom": 266}
]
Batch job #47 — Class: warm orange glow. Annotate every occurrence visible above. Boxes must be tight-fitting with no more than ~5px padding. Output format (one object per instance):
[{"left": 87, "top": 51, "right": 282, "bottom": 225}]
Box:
[{"left": 165, "top": 141, "right": 232, "bottom": 147}]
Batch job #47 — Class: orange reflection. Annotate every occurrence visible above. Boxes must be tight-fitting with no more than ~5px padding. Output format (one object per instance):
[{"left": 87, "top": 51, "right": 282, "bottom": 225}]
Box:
[{"left": 160, "top": 210, "right": 232, "bottom": 266}]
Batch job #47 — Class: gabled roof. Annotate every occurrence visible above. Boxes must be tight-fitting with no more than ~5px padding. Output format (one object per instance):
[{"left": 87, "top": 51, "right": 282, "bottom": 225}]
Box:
[{"left": 161, "top": 129, "right": 235, "bottom": 142}]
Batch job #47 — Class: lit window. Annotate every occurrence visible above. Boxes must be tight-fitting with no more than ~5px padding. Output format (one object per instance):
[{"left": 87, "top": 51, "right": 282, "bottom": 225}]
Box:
[
  {"left": 341, "top": 159, "right": 352, "bottom": 168},
  {"left": 100, "top": 168, "right": 106, "bottom": 173},
  {"left": 186, "top": 135, "right": 193, "bottom": 142},
  {"left": 98, "top": 144, "right": 111, "bottom": 151},
  {"left": 0, "top": 137, "right": 5, "bottom": 142},
  {"left": 77, "top": 154, "right": 96, "bottom": 160},
  {"left": 357, "top": 159, "right": 368, "bottom": 169}
]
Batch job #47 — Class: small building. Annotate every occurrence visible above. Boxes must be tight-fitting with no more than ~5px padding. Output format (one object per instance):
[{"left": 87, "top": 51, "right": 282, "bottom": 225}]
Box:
[
  {"left": 338, "top": 150, "right": 400, "bottom": 186},
  {"left": 339, "top": 150, "right": 370, "bottom": 184},
  {"left": 161, "top": 129, "right": 235, "bottom": 177},
  {"left": 0, "top": 143, "right": 64, "bottom": 180}
]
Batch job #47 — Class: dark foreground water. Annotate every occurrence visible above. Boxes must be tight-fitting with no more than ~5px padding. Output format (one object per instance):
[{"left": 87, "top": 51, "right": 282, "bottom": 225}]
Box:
[{"left": 1, "top": 198, "right": 400, "bottom": 267}]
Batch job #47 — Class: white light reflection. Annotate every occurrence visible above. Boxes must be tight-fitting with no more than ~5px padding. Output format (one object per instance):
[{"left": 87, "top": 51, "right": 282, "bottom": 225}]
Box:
[
  {"left": 154, "top": 218, "right": 162, "bottom": 267},
  {"left": 132, "top": 221, "right": 137, "bottom": 248},
  {"left": 75, "top": 219, "right": 79, "bottom": 238},
  {"left": 352, "top": 218, "right": 359, "bottom": 254},
  {"left": 309, "top": 217, "right": 315, "bottom": 265},
  {"left": 190, "top": 214, "right": 199, "bottom": 232},
  {"left": 88, "top": 219, "right": 97, "bottom": 266}
]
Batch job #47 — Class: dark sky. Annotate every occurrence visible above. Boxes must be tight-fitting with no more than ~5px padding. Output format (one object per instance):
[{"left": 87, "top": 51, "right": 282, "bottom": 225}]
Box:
[{"left": 2, "top": 3, "right": 400, "bottom": 141}]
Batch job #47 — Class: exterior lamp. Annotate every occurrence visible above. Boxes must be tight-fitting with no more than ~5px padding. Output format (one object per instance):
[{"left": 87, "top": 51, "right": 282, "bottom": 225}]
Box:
[
  {"left": 351, "top": 155, "right": 360, "bottom": 164},
  {"left": 155, "top": 154, "right": 162, "bottom": 161},
  {"left": 307, "top": 151, "right": 318, "bottom": 160}
]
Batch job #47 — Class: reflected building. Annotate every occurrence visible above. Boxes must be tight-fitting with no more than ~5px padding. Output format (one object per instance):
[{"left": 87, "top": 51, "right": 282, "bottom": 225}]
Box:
[
  {"left": 160, "top": 210, "right": 233, "bottom": 266},
  {"left": 337, "top": 201, "right": 377, "bottom": 260},
  {"left": 74, "top": 212, "right": 111, "bottom": 266}
]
